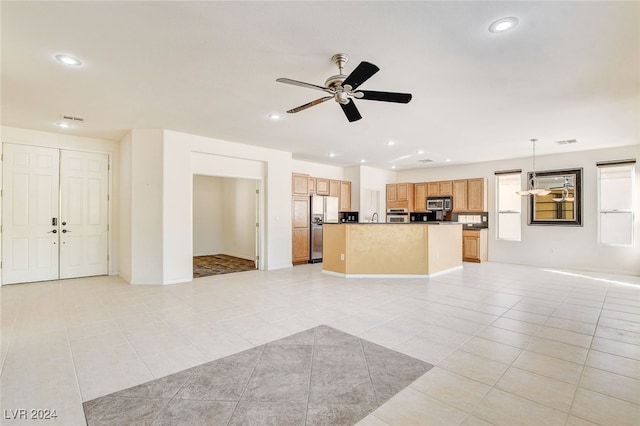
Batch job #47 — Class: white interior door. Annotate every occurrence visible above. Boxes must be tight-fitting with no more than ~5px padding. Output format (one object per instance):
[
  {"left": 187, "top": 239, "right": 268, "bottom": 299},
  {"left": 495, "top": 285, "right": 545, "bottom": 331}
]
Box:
[
  {"left": 2, "top": 144, "right": 109, "bottom": 284},
  {"left": 2, "top": 144, "right": 60, "bottom": 284},
  {"left": 59, "top": 150, "right": 109, "bottom": 279}
]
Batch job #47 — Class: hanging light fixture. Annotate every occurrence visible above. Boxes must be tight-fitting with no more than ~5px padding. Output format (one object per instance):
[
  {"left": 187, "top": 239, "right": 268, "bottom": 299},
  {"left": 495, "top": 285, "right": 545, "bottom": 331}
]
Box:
[{"left": 517, "top": 138, "right": 551, "bottom": 196}]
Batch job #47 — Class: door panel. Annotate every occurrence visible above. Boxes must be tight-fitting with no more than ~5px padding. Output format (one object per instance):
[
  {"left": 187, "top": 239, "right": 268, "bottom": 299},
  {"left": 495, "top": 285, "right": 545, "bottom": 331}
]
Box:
[
  {"left": 2, "top": 144, "right": 60, "bottom": 284},
  {"left": 59, "top": 150, "right": 109, "bottom": 279}
]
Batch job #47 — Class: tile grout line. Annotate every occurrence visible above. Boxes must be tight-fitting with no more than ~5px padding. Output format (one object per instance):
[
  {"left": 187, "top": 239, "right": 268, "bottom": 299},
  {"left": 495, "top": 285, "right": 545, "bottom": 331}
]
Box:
[
  {"left": 225, "top": 344, "right": 266, "bottom": 426},
  {"left": 302, "top": 327, "right": 318, "bottom": 426}
]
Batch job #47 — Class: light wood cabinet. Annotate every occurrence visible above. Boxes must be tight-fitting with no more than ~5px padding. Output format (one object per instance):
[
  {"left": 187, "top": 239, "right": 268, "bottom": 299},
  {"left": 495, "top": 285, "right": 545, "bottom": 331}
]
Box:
[
  {"left": 414, "top": 183, "right": 427, "bottom": 212},
  {"left": 439, "top": 181, "right": 452, "bottom": 196},
  {"left": 386, "top": 183, "right": 414, "bottom": 210},
  {"left": 386, "top": 184, "right": 398, "bottom": 202},
  {"left": 292, "top": 196, "right": 310, "bottom": 264},
  {"left": 427, "top": 182, "right": 439, "bottom": 196},
  {"left": 308, "top": 177, "right": 316, "bottom": 195},
  {"left": 339, "top": 181, "right": 351, "bottom": 211},
  {"left": 292, "top": 173, "right": 309, "bottom": 195},
  {"left": 452, "top": 178, "right": 486, "bottom": 212},
  {"left": 292, "top": 228, "right": 310, "bottom": 264},
  {"left": 452, "top": 179, "right": 467, "bottom": 211},
  {"left": 467, "top": 178, "right": 485, "bottom": 211},
  {"left": 316, "top": 178, "right": 330, "bottom": 195},
  {"left": 426, "top": 180, "right": 452, "bottom": 197},
  {"left": 329, "top": 180, "right": 340, "bottom": 197},
  {"left": 462, "top": 229, "right": 488, "bottom": 263}
]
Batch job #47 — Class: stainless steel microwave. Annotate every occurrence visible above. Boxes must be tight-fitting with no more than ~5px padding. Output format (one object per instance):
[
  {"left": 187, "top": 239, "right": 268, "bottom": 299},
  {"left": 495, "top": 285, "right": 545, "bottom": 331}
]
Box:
[{"left": 426, "top": 196, "right": 452, "bottom": 211}]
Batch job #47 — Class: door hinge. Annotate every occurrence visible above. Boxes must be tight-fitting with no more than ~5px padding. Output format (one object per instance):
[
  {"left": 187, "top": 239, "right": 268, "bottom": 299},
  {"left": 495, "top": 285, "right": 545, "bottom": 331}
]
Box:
[
  {"left": 107, "top": 225, "right": 109, "bottom": 231},
  {"left": 255, "top": 255, "right": 259, "bottom": 261},
  {"left": 107, "top": 194, "right": 110, "bottom": 201},
  {"left": 256, "top": 222, "right": 259, "bottom": 228},
  {"left": 256, "top": 189, "right": 259, "bottom": 194},
  {"left": 107, "top": 254, "right": 109, "bottom": 261}
]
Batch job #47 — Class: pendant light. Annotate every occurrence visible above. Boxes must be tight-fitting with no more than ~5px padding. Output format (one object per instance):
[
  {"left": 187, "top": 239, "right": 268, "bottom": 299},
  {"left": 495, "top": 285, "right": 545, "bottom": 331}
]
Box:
[{"left": 517, "top": 138, "right": 551, "bottom": 196}]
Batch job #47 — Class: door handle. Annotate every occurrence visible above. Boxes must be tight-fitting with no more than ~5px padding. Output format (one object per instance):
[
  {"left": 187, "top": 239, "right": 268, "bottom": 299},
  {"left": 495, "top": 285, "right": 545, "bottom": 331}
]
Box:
[
  {"left": 48, "top": 229, "right": 57, "bottom": 233},
  {"left": 62, "top": 229, "right": 71, "bottom": 233}
]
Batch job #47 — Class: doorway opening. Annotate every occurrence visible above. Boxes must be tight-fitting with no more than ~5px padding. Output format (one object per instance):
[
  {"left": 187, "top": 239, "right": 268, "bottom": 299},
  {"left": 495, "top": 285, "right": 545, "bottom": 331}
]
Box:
[{"left": 192, "top": 175, "right": 260, "bottom": 278}]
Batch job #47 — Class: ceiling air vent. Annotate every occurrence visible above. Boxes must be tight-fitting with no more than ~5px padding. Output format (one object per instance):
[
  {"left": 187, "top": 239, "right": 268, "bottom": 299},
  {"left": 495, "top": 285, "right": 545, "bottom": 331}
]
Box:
[
  {"left": 61, "top": 114, "right": 85, "bottom": 122},
  {"left": 417, "top": 159, "right": 434, "bottom": 163},
  {"left": 555, "top": 139, "right": 577, "bottom": 145}
]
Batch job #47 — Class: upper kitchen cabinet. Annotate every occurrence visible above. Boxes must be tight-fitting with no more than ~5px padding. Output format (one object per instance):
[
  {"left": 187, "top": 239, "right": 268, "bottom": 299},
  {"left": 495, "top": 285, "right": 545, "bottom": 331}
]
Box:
[
  {"left": 453, "top": 178, "right": 486, "bottom": 212},
  {"left": 452, "top": 180, "right": 467, "bottom": 211},
  {"left": 414, "top": 183, "right": 427, "bottom": 212},
  {"left": 339, "top": 181, "right": 351, "bottom": 211},
  {"left": 308, "top": 177, "right": 316, "bottom": 195},
  {"left": 427, "top": 181, "right": 452, "bottom": 197},
  {"left": 329, "top": 180, "right": 340, "bottom": 197},
  {"left": 386, "top": 183, "right": 414, "bottom": 210},
  {"left": 315, "top": 178, "right": 330, "bottom": 195},
  {"left": 292, "top": 173, "right": 309, "bottom": 195},
  {"left": 467, "top": 178, "right": 486, "bottom": 211}
]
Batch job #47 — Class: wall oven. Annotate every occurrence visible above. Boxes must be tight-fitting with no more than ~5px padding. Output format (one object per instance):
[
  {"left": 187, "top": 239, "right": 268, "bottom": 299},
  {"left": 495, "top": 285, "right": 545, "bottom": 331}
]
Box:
[{"left": 387, "top": 208, "right": 409, "bottom": 223}]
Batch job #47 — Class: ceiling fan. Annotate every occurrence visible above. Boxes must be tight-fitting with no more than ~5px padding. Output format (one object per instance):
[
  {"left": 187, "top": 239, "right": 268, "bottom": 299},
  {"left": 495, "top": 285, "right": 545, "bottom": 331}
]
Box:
[{"left": 276, "top": 53, "right": 412, "bottom": 122}]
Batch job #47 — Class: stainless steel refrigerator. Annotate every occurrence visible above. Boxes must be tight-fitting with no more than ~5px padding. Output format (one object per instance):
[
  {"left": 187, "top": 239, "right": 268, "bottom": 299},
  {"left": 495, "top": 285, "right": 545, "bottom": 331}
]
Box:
[{"left": 309, "top": 195, "right": 339, "bottom": 263}]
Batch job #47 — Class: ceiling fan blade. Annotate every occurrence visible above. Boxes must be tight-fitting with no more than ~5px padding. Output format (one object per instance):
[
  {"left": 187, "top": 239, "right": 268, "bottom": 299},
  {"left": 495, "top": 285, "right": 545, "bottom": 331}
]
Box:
[
  {"left": 276, "top": 78, "right": 333, "bottom": 93},
  {"left": 341, "top": 61, "right": 379, "bottom": 90},
  {"left": 339, "top": 99, "right": 362, "bottom": 122},
  {"left": 286, "top": 96, "right": 334, "bottom": 113},
  {"left": 357, "top": 90, "right": 412, "bottom": 103}
]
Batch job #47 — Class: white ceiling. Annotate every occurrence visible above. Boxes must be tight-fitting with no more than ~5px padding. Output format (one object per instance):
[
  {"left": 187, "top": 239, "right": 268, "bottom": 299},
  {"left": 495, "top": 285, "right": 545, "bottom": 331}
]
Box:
[{"left": 2, "top": 1, "right": 639, "bottom": 170}]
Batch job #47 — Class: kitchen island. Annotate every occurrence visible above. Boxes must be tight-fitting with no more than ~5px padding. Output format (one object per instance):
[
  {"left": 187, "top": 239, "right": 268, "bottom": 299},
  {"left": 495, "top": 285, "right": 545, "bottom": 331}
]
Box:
[{"left": 322, "top": 223, "right": 463, "bottom": 278}]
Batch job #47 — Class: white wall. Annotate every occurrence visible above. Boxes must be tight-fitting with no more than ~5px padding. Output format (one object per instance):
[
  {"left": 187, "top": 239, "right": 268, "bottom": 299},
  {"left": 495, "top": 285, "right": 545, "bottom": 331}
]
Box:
[
  {"left": 118, "top": 132, "right": 132, "bottom": 282},
  {"left": 0, "top": 126, "right": 121, "bottom": 282},
  {"left": 128, "top": 129, "right": 165, "bottom": 284},
  {"left": 292, "top": 160, "right": 344, "bottom": 180},
  {"left": 192, "top": 175, "right": 224, "bottom": 256},
  {"left": 359, "top": 166, "right": 395, "bottom": 222},
  {"left": 397, "top": 145, "right": 640, "bottom": 276},
  {"left": 192, "top": 176, "right": 256, "bottom": 260},
  {"left": 222, "top": 178, "right": 257, "bottom": 260},
  {"left": 120, "top": 129, "right": 292, "bottom": 284}
]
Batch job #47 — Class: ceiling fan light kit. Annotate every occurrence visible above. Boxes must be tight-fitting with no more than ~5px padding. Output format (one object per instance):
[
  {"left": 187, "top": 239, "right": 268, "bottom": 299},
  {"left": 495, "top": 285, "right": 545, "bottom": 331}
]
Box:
[
  {"left": 276, "top": 53, "right": 412, "bottom": 122},
  {"left": 517, "top": 138, "right": 551, "bottom": 196}
]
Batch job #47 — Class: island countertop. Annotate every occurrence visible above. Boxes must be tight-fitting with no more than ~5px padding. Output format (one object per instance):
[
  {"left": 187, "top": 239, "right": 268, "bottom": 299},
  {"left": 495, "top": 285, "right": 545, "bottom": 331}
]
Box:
[{"left": 322, "top": 223, "right": 463, "bottom": 278}]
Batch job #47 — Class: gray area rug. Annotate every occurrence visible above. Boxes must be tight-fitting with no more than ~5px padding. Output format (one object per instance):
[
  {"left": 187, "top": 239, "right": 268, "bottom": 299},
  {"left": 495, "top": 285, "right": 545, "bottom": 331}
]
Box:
[{"left": 83, "top": 325, "right": 433, "bottom": 425}]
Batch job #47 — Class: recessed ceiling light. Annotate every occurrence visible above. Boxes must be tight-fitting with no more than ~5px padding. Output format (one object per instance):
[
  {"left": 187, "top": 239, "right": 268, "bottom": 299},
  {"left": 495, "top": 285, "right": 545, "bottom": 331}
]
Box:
[
  {"left": 386, "top": 141, "right": 396, "bottom": 146},
  {"left": 359, "top": 159, "right": 366, "bottom": 163},
  {"left": 489, "top": 17, "right": 519, "bottom": 33},
  {"left": 55, "top": 122, "right": 73, "bottom": 128},
  {"left": 391, "top": 165, "right": 397, "bottom": 169},
  {"left": 267, "top": 113, "right": 281, "bottom": 120},
  {"left": 55, "top": 54, "right": 82, "bottom": 66},
  {"left": 416, "top": 149, "right": 424, "bottom": 154},
  {"left": 328, "top": 153, "right": 336, "bottom": 157},
  {"left": 445, "top": 158, "right": 452, "bottom": 162}
]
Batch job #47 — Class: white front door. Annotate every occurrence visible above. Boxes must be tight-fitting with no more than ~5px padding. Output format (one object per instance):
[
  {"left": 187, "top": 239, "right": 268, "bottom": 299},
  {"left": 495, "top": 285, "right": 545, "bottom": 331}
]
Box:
[
  {"left": 2, "top": 144, "right": 109, "bottom": 284},
  {"left": 2, "top": 144, "right": 60, "bottom": 284},
  {"left": 59, "top": 150, "right": 109, "bottom": 279}
]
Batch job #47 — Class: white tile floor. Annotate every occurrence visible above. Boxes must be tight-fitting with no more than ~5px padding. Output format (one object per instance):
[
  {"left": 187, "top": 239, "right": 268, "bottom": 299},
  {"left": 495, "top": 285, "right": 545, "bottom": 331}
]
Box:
[{"left": 1, "top": 262, "right": 639, "bottom": 425}]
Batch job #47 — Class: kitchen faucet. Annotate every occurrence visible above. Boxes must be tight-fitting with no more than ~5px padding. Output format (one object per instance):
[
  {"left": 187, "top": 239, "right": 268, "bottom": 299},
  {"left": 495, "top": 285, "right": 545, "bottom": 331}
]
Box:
[{"left": 371, "top": 212, "right": 378, "bottom": 223}]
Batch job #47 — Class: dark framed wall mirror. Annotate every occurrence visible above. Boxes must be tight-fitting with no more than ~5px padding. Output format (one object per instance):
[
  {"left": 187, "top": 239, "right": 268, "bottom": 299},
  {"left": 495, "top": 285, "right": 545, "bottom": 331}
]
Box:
[{"left": 529, "top": 168, "right": 583, "bottom": 226}]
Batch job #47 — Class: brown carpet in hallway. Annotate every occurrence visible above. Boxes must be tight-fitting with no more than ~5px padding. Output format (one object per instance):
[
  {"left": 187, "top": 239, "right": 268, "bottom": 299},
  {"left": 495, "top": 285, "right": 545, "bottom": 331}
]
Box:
[{"left": 193, "top": 254, "right": 255, "bottom": 278}]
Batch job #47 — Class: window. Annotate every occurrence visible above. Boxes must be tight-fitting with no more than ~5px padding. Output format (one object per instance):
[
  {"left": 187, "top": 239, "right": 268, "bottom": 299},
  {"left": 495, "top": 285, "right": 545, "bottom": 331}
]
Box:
[
  {"left": 598, "top": 161, "right": 635, "bottom": 246},
  {"left": 496, "top": 171, "right": 522, "bottom": 241}
]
